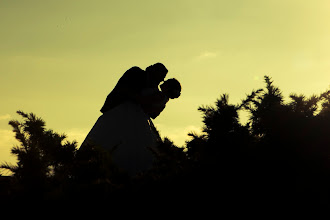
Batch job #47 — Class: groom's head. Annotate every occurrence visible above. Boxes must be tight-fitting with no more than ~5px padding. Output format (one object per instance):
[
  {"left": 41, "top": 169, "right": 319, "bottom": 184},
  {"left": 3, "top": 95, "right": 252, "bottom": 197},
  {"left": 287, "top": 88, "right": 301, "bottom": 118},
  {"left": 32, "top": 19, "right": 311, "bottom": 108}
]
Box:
[{"left": 146, "top": 63, "right": 168, "bottom": 87}]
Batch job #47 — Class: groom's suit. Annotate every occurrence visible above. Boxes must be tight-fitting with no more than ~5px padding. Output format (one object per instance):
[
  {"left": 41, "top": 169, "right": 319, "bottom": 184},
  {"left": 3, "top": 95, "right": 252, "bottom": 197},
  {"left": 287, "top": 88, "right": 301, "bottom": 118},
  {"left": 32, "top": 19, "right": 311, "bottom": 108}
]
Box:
[{"left": 101, "top": 66, "right": 149, "bottom": 113}]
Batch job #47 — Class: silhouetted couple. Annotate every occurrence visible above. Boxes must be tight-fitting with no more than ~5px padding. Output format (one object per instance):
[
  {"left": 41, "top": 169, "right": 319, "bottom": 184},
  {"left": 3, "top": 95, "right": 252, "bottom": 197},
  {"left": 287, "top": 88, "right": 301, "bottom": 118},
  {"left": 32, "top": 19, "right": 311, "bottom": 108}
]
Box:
[{"left": 81, "top": 63, "right": 181, "bottom": 175}]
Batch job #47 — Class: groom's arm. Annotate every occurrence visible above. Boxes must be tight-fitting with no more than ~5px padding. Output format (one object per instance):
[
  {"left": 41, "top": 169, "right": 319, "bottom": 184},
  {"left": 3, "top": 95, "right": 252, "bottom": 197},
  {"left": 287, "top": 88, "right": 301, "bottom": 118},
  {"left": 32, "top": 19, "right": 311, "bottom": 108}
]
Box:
[
  {"left": 101, "top": 66, "right": 145, "bottom": 113},
  {"left": 120, "top": 66, "right": 165, "bottom": 105},
  {"left": 115, "top": 66, "right": 147, "bottom": 101}
]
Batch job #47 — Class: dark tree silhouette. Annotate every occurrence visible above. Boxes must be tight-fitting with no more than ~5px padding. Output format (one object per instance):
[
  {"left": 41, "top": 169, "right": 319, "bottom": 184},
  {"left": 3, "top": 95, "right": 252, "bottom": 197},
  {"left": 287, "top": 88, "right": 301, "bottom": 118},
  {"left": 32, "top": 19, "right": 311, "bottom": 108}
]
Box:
[
  {"left": 0, "top": 111, "right": 77, "bottom": 198},
  {"left": 186, "top": 76, "right": 330, "bottom": 205},
  {"left": 2, "top": 76, "right": 330, "bottom": 205}
]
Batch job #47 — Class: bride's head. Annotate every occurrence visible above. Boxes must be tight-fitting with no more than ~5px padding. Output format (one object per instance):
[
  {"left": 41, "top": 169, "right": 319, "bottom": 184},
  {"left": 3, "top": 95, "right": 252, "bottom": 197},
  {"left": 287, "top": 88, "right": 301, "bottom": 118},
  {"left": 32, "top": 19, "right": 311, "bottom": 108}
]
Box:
[{"left": 160, "top": 78, "right": 181, "bottom": 99}]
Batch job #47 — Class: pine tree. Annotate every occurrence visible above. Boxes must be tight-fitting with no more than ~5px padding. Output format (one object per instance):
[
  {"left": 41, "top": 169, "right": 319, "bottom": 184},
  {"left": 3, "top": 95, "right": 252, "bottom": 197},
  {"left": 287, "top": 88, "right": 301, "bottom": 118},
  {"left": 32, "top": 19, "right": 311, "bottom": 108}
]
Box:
[{"left": 0, "top": 111, "right": 77, "bottom": 197}]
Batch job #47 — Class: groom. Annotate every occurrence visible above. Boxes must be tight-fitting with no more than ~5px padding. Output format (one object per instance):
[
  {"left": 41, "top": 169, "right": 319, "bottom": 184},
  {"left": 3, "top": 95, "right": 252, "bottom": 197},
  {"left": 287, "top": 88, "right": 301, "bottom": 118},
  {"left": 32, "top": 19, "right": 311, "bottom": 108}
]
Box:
[{"left": 100, "top": 63, "right": 168, "bottom": 113}]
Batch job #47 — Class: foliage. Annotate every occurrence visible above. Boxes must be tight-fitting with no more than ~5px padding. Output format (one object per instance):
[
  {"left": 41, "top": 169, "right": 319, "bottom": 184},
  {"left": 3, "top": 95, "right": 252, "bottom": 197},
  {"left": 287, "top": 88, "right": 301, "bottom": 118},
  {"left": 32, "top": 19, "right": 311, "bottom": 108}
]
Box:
[
  {"left": 0, "top": 111, "right": 77, "bottom": 197},
  {"left": 186, "top": 76, "right": 330, "bottom": 205},
  {"left": 2, "top": 76, "right": 330, "bottom": 205}
]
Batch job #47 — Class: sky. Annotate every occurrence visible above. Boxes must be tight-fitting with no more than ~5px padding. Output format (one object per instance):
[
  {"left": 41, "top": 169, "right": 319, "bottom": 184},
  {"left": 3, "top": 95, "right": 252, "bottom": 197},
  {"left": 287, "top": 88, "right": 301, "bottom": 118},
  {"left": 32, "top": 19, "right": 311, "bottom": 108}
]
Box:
[{"left": 1, "top": 0, "right": 330, "bottom": 165}]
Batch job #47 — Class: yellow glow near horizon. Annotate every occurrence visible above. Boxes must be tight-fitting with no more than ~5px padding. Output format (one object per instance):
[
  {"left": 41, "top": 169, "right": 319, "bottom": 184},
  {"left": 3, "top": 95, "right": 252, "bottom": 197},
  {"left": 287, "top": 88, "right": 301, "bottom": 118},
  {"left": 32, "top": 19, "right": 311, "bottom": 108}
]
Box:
[{"left": 1, "top": 0, "right": 330, "bottom": 165}]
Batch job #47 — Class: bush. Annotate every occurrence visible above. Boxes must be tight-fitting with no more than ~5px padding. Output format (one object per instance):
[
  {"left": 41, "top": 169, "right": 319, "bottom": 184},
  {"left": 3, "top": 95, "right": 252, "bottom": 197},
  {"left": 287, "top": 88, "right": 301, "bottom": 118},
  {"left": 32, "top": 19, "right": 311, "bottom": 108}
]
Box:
[{"left": 2, "top": 76, "right": 330, "bottom": 205}]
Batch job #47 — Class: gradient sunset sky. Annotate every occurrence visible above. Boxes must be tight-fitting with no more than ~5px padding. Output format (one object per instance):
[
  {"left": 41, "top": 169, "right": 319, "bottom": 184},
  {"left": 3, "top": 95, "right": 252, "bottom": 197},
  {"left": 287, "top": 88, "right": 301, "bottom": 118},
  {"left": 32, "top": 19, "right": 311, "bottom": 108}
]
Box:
[{"left": 1, "top": 0, "right": 330, "bottom": 164}]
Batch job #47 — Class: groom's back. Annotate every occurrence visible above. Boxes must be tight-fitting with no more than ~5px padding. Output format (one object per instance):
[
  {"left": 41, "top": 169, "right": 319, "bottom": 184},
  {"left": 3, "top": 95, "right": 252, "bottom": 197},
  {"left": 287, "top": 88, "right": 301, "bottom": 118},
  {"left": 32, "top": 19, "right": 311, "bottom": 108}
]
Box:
[{"left": 101, "top": 66, "right": 147, "bottom": 113}]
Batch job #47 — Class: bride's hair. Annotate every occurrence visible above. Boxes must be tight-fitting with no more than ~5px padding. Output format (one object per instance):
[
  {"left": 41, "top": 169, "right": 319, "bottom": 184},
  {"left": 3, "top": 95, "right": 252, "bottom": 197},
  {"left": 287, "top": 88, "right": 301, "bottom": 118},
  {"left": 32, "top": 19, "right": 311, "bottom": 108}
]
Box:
[{"left": 161, "top": 78, "right": 181, "bottom": 99}]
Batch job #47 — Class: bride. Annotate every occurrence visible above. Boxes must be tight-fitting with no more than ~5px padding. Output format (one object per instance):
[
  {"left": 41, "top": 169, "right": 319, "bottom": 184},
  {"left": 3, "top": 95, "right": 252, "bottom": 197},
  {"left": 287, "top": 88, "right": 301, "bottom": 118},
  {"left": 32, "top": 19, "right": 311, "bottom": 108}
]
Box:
[{"left": 81, "top": 65, "right": 181, "bottom": 175}]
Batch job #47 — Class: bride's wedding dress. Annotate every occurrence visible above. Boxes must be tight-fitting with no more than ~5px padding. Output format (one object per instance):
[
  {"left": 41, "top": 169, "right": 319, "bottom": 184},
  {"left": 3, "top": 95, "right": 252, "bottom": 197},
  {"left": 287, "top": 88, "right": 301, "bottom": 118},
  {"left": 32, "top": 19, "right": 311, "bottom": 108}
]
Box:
[{"left": 81, "top": 88, "right": 167, "bottom": 175}]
